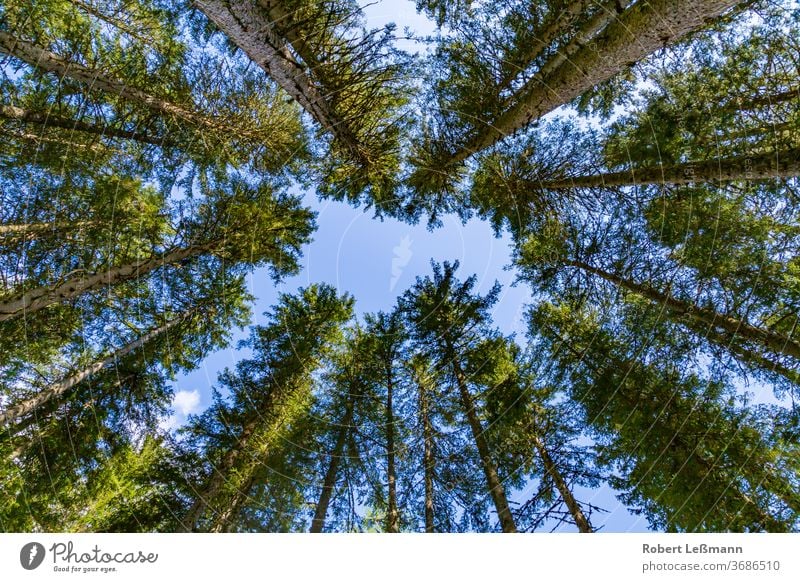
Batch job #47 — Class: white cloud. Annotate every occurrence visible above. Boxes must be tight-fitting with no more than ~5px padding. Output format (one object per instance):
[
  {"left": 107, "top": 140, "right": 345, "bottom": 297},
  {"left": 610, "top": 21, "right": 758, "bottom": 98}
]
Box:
[{"left": 172, "top": 389, "right": 201, "bottom": 416}]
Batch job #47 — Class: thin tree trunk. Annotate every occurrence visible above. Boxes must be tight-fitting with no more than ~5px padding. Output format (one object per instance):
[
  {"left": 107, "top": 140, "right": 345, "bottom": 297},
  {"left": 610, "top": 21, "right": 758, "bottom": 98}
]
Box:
[
  {"left": 189, "top": 384, "right": 311, "bottom": 532},
  {"left": 191, "top": 0, "right": 361, "bottom": 159},
  {"left": 0, "top": 104, "right": 172, "bottom": 147},
  {"left": 722, "top": 86, "right": 800, "bottom": 113},
  {"left": 0, "top": 221, "right": 95, "bottom": 238},
  {"left": 530, "top": 431, "right": 592, "bottom": 532},
  {"left": 685, "top": 320, "right": 800, "bottom": 387},
  {"left": 496, "top": 0, "right": 595, "bottom": 94},
  {"left": 309, "top": 393, "right": 355, "bottom": 532},
  {"left": 449, "top": 0, "right": 740, "bottom": 164},
  {"left": 0, "top": 312, "right": 190, "bottom": 426},
  {"left": 0, "top": 243, "right": 211, "bottom": 321},
  {"left": 182, "top": 417, "right": 259, "bottom": 532},
  {"left": 385, "top": 367, "right": 399, "bottom": 533},
  {"left": 68, "top": 0, "right": 158, "bottom": 45},
  {"left": 538, "top": 147, "right": 800, "bottom": 190},
  {"left": 209, "top": 472, "right": 257, "bottom": 533},
  {"left": 451, "top": 357, "right": 517, "bottom": 532},
  {"left": 0, "top": 32, "right": 251, "bottom": 139},
  {"left": 0, "top": 127, "right": 108, "bottom": 153},
  {"left": 568, "top": 258, "right": 800, "bottom": 360},
  {"left": 418, "top": 371, "right": 435, "bottom": 533}
]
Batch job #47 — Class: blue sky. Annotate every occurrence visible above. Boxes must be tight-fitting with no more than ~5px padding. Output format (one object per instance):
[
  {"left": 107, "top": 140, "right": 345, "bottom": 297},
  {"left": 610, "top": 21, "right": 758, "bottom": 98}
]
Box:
[{"left": 164, "top": 0, "right": 651, "bottom": 532}]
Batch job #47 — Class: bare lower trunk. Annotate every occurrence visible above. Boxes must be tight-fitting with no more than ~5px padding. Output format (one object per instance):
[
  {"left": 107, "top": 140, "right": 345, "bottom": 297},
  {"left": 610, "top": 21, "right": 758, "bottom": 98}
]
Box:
[
  {"left": 500, "top": 0, "right": 632, "bottom": 102},
  {"left": 538, "top": 147, "right": 800, "bottom": 190},
  {"left": 686, "top": 321, "right": 800, "bottom": 387},
  {"left": 496, "top": 0, "right": 595, "bottom": 93},
  {"left": 531, "top": 432, "right": 592, "bottom": 532},
  {"left": 420, "top": 375, "right": 435, "bottom": 533},
  {"left": 0, "top": 244, "right": 209, "bottom": 321},
  {"left": 385, "top": 371, "right": 399, "bottom": 533},
  {"left": 569, "top": 259, "right": 800, "bottom": 360},
  {"left": 192, "top": 0, "right": 361, "bottom": 158},
  {"left": 182, "top": 417, "right": 259, "bottom": 532},
  {"left": 0, "top": 221, "right": 95, "bottom": 238},
  {"left": 0, "top": 104, "right": 171, "bottom": 147},
  {"left": 451, "top": 0, "right": 740, "bottom": 163},
  {"left": 0, "top": 32, "right": 249, "bottom": 138},
  {"left": 309, "top": 395, "right": 355, "bottom": 532},
  {"left": 451, "top": 358, "right": 517, "bottom": 532},
  {"left": 0, "top": 313, "right": 190, "bottom": 426}
]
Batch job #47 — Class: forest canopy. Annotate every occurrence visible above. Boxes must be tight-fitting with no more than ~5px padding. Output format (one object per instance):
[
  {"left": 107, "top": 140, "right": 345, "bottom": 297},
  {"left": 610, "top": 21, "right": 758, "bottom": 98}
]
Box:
[{"left": 0, "top": 0, "right": 799, "bottom": 533}]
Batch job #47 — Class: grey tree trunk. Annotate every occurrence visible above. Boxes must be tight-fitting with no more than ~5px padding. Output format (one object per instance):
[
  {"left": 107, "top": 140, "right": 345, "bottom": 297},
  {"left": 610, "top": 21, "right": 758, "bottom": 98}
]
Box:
[
  {"left": 0, "top": 244, "right": 209, "bottom": 321},
  {"left": 500, "top": 0, "right": 633, "bottom": 101},
  {"left": 450, "top": 0, "right": 740, "bottom": 164},
  {"left": 419, "top": 372, "right": 435, "bottom": 532},
  {"left": 0, "top": 32, "right": 253, "bottom": 139},
  {"left": 530, "top": 431, "right": 592, "bottom": 532},
  {"left": 0, "top": 104, "right": 171, "bottom": 147},
  {"left": 0, "top": 312, "right": 191, "bottom": 426},
  {"left": 451, "top": 357, "right": 517, "bottom": 532},
  {"left": 568, "top": 259, "right": 800, "bottom": 360},
  {"left": 538, "top": 147, "right": 800, "bottom": 190},
  {"left": 192, "top": 0, "right": 362, "bottom": 159},
  {"left": 309, "top": 393, "right": 355, "bottom": 533},
  {"left": 385, "top": 369, "right": 400, "bottom": 533}
]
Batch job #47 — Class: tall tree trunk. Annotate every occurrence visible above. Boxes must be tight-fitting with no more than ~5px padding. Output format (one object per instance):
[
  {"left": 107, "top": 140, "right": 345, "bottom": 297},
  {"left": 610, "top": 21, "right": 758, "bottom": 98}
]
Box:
[
  {"left": 500, "top": 0, "right": 632, "bottom": 102},
  {"left": 310, "top": 393, "right": 355, "bottom": 532},
  {"left": 182, "top": 417, "right": 259, "bottom": 532},
  {"left": 496, "top": 0, "right": 595, "bottom": 93},
  {"left": 385, "top": 367, "right": 399, "bottom": 533},
  {"left": 450, "top": 357, "right": 517, "bottom": 532},
  {"left": 0, "top": 243, "right": 211, "bottom": 321},
  {"left": 418, "top": 370, "right": 435, "bottom": 533},
  {"left": 0, "top": 312, "right": 191, "bottom": 426},
  {"left": 0, "top": 32, "right": 253, "bottom": 139},
  {"left": 449, "top": 0, "right": 740, "bottom": 164},
  {"left": 684, "top": 320, "right": 800, "bottom": 387},
  {"left": 537, "top": 147, "right": 800, "bottom": 190},
  {"left": 187, "top": 385, "right": 311, "bottom": 532},
  {"left": 209, "top": 472, "right": 257, "bottom": 533},
  {"left": 191, "top": 0, "right": 361, "bottom": 159},
  {"left": 0, "top": 104, "right": 172, "bottom": 147},
  {"left": 567, "top": 258, "right": 800, "bottom": 360},
  {"left": 0, "top": 221, "right": 95, "bottom": 238},
  {"left": 530, "top": 431, "right": 592, "bottom": 532}
]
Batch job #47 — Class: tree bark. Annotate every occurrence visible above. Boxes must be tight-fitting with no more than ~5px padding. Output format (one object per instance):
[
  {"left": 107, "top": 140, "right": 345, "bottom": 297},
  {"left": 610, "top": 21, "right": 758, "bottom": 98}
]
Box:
[
  {"left": 500, "top": 0, "right": 632, "bottom": 101},
  {"left": 0, "top": 243, "right": 210, "bottom": 321},
  {"left": 0, "top": 32, "right": 251, "bottom": 139},
  {"left": 182, "top": 417, "right": 259, "bottom": 532},
  {"left": 418, "top": 370, "right": 435, "bottom": 533},
  {"left": 192, "top": 0, "right": 362, "bottom": 159},
  {"left": 684, "top": 320, "right": 800, "bottom": 387},
  {"left": 530, "top": 431, "right": 592, "bottom": 532},
  {"left": 309, "top": 392, "right": 355, "bottom": 532},
  {"left": 568, "top": 259, "right": 800, "bottom": 360},
  {"left": 0, "top": 221, "right": 95, "bottom": 238},
  {"left": 0, "top": 104, "right": 172, "bottom": 147},
  {"left": 0, "top": 312, "right": 191, "bottom": 426},
  {"left": 537, "top": 147, "right": 800, "bottom": 190},
  {"left": 385, "top": 366, "right": 399, "bottom": 533},
  {"left": 450, "top": 0, "right": 740, "bottom": 164},
  {"left": 451, "top": 357, "right": 517, "bottom": 532},
  {"left": 496, "top": 0, "right": 594, "bottom": 93}
]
